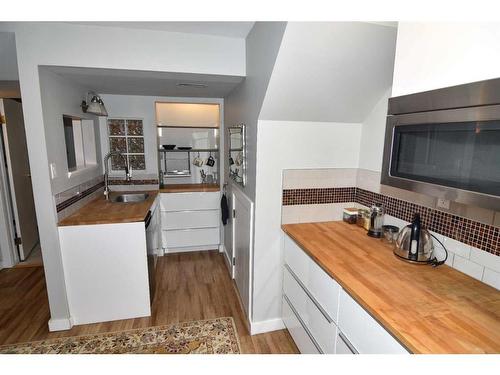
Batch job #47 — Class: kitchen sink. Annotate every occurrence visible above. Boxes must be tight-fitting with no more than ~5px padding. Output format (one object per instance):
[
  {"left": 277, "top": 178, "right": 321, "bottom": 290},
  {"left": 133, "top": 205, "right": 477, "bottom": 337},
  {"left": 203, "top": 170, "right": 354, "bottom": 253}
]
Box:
[{"left": 111, "top": 193, "right": 150, "bottom": 203}]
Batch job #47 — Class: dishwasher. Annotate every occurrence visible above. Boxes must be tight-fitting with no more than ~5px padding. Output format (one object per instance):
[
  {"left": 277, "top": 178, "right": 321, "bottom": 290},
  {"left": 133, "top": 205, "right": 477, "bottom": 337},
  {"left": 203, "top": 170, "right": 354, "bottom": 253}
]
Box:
[{"left": 145, "top": 206, "right": 159, "bottom": 304}]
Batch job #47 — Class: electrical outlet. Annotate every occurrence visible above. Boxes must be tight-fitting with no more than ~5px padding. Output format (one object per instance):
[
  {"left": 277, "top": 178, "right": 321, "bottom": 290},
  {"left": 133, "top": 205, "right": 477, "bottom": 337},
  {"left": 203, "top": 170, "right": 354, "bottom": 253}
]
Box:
[
  {"left": 50, "top": 163, "right": 57, "bottom": 179},
  {"left": 437, "top": 198, "right": 450, "bottom": 210}
]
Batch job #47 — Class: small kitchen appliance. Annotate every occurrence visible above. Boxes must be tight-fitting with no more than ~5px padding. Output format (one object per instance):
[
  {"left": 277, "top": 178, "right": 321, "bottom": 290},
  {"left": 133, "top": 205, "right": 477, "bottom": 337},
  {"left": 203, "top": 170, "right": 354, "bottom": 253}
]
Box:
[
  {"left": 367, "top": 203, "right": 384, "bottom": 238},
  {"left": 394, "top": 213, "right": 438, "bottom": 264}
]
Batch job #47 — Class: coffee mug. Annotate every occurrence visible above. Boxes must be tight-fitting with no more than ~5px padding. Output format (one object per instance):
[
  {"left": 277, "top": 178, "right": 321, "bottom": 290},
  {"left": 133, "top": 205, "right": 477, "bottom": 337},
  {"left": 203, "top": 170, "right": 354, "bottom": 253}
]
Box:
[
  {"left": 206, "top": 154, "right": 215, "bottom": 167},
  {"left": 235, "top": 151, "right": 243, "bottom": 166},
  {"left": 193, "top": 153, "right": 204, "bottom": 167}
]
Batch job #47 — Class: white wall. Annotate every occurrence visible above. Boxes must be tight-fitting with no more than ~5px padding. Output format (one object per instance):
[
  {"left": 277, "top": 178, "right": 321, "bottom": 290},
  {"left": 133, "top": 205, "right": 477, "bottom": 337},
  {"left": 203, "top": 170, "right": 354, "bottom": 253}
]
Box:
[
  {"left": 224, "top": 22, "right": 287, "bottom": 202},
  {"left": 392, "top": 22, "right": 500, "bottom": 96},
  {"left": 0, "top": 21, "right": 246, "bottom": 328},
  {"left": 260, "top": 22, "right": 397, "bottom": 123},
  {"left": 39, "top": 68, "right": 103, "bottom": 195},
  {"left": 0, "top": 23, "right": 245, "bottom": 77},
  {"left": 252, "top": 120, "right": 362, "bottom": 325},
  {"left": 358, "top": 88, "right": 392, "bottom": 172}
]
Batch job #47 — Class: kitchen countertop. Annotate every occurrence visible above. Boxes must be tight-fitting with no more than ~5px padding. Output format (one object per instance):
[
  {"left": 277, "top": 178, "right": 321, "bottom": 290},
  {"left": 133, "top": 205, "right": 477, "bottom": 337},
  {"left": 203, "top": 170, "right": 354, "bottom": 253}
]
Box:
[
  {"left": 58, "top": 190, "right": 159, "bottom": 227},
  {"left": 282, "top": 221, "right": 500, "bottom": 354},
  {"left": 160, "top": 183, "right": 220, "bottom": 193}
]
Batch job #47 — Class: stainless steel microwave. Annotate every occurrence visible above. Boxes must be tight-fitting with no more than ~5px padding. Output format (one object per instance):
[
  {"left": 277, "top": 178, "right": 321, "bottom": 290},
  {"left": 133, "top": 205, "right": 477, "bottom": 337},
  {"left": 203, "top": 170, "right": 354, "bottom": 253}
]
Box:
[{"left": 381, "top": 78, "right": 500, "bottom": 211}]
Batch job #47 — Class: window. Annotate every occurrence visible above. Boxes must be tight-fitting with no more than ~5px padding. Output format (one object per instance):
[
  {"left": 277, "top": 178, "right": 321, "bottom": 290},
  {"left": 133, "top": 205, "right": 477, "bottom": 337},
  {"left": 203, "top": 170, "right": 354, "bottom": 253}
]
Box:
[
  {"left": 63, "top": 115, "right": 97, "bottom": 174},
  {"left": 107, "top": 118, "right": 146, "bottom": 171}
]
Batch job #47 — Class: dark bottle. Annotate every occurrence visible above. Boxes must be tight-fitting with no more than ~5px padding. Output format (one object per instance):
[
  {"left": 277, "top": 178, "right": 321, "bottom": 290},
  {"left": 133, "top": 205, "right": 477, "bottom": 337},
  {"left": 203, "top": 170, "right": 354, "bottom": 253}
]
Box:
[{"left": 409, "top": 213, "right": 421, "bottom": 261}]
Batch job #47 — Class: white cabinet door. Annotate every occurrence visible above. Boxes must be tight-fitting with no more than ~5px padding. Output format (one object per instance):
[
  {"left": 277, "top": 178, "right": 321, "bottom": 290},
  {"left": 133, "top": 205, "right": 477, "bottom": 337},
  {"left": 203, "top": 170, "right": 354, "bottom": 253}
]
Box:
[
  {"left": 284, "top": 235, "right": 340, "bottom": 323},
  {"left": 282, "top": 297, "right": 321, "bottom": 354},
  {"left": 283, "top": 267, "right": 337, "bottom": 353},
  {"left": 335, "top": 331, "right": 357, "bottom": 354},
  {"left": 160, "top": 192, "right": 219, "bottom": 211},
  {"left": 338, "top": 289, "right": 409, "bottom": 354},
  {"left": 162, "top": 209, "right": 219, "bottom": 230},
  {"left": 232, "top": 188, "right": 253, "bottom": 318}
]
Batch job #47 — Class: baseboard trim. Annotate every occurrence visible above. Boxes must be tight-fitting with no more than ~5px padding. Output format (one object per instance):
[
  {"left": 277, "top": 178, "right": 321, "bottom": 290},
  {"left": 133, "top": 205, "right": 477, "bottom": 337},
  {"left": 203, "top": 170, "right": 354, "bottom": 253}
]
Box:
[
  {"left": 250, "top": 318, "right": 285, "bottom": 335},
  {"left": 48, "top": 316, "right": 74, "bottom": 332}
]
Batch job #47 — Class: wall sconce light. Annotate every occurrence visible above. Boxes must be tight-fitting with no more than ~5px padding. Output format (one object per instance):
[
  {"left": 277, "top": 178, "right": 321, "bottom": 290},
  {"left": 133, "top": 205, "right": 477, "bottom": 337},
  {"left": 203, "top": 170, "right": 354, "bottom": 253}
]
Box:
[{"left": 81, "top": 91, "right": 108, "bottom": 117}]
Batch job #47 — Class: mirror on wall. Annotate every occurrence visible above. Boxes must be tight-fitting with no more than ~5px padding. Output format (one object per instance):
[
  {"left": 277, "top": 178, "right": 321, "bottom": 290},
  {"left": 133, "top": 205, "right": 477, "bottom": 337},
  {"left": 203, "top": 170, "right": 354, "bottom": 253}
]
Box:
[{"left": 228, "top": 124, "right": 246, "bottom": 187}]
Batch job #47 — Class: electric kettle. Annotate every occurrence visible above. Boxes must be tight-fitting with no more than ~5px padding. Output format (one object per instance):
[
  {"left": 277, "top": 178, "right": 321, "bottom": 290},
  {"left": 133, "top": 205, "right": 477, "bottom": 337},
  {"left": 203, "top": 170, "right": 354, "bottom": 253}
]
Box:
[{"left": 394, "top": 213, "right": 434, "bottom": 263}]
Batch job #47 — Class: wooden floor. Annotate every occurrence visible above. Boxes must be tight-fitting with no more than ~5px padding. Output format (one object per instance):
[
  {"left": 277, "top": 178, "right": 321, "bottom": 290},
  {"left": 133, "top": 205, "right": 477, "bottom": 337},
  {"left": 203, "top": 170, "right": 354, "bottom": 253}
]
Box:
[{"left": 0, "top": 250, "right": 298, "bottom": 354}]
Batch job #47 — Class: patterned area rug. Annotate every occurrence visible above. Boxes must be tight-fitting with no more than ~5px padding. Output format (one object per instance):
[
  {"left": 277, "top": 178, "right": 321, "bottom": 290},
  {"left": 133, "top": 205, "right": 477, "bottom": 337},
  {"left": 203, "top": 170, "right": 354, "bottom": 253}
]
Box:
[{"left": 0, "top": 317, "right": 241, "bottom": 354}]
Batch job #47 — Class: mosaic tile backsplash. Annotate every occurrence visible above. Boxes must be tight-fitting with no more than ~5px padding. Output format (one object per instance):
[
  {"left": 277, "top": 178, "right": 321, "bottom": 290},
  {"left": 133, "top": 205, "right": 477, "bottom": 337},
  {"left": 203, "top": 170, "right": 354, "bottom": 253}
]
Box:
[{"left": 283, "top": 187, "right": 500, "bottom": 256}]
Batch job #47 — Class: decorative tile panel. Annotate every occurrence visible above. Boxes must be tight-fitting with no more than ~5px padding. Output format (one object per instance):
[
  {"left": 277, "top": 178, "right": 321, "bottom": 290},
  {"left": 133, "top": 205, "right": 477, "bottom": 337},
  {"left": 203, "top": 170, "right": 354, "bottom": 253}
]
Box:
[
  {"left": 107, "top": 118, "right": 145, "bottom": 171},
  {"left": 107, "top": 119, "right": 125, "bottom": 135}
]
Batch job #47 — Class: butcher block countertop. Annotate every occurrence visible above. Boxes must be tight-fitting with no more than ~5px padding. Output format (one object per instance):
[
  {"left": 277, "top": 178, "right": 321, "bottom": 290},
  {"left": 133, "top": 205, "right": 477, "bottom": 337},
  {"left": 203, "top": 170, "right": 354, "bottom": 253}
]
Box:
[
  {"left": 282, "top": 221, "right": 500, "bottom": 354},
  {"left": 58, "top": 191, "right": 159, "bottom": 227},
  {"left": 160, "top": 183, "right": 219, "bottom": 193}
]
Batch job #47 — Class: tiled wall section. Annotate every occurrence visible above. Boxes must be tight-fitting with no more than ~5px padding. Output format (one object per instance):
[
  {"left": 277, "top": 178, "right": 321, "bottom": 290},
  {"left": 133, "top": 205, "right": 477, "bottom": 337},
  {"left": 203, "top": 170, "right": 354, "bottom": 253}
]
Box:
[
  {"left": 283, "top": 187, "right": 500, "bottom": 257},
  {"left": 55, "top": 175, "right": 105, "bottom": 221},
  {"left": 108, "top": 178, "right": 159, "bottom": 185}
]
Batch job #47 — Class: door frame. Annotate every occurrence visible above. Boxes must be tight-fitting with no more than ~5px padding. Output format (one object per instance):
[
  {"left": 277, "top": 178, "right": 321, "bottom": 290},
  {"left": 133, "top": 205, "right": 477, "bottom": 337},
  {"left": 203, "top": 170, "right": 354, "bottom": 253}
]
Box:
[
  {"left": 0, "top": 100, "right": 19, "bottom": 268},
  {"left": 231, "top": 182, "right": 254, "bottom": 322}
]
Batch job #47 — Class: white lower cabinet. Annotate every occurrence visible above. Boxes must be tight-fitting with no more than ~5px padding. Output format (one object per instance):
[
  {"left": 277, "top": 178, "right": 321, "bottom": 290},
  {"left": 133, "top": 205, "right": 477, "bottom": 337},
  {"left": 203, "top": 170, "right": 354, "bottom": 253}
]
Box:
[
  {"left": 282, "top": 234, "right": 410, "bottom": 354},
  {"left": 283, "top": 267, "right": 337, "bottom": 353},
  {"left": 338, "top": 289, "right": 409, "bottom": 354},
  {"left": 335, "top": 331, "right": 357, "bottom": 354},
  {"left": 161, "top": 192, "right": 220, "bottom": 253},
  {"left": 282, "top": 296, "right": 321, "bottom": 354}
]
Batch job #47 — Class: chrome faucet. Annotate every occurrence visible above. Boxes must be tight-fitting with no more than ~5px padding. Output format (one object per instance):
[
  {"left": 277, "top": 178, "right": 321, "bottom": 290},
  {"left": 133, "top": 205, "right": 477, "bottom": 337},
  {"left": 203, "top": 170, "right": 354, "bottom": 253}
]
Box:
[{"left": 104, "top": 151, "right": 131, "bottom": 201}]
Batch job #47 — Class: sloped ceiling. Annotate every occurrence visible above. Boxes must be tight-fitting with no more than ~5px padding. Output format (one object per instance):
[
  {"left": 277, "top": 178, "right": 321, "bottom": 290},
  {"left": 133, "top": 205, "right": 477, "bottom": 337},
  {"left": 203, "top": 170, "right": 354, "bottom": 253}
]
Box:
[{"left": 259, "top": 22, "right": 397, "bottom": 123}]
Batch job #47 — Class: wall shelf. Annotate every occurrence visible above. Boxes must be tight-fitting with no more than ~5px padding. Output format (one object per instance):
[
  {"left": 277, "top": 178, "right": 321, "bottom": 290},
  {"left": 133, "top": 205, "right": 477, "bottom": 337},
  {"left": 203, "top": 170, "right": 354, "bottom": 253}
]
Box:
[{"left": 158, "top": 148, "right": 220, "bottom": 153}]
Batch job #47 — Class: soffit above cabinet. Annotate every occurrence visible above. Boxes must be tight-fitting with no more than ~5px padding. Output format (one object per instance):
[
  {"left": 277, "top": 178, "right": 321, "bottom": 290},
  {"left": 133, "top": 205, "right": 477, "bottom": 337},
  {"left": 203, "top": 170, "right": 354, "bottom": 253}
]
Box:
[{"left": 155, "top": 102, "right": 220, "bottom": 128}]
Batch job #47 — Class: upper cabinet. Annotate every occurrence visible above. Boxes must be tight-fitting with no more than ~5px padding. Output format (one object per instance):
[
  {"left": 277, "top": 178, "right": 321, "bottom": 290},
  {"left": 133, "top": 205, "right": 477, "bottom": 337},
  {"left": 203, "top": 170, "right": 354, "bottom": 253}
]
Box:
[{"left": 155, "top": 102, "right": 220, "bottom": 128}]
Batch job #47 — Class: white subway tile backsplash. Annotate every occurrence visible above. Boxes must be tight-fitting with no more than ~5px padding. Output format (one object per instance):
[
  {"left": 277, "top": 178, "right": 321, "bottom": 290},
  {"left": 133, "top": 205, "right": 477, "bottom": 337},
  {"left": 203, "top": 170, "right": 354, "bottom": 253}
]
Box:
[
  {"left": 282, "top": 168, "right": 357, "bottom": 189},
  {"left": 482, "top": 268, "right": 500, "bottom": 290},
  {"left": 470, "top": 247, "right": 500, "bottom": 273},
  {"left": 444, "top": 237, "right": 471, "bottom": 259},
  {"left": 452, "top": 255, "right": 484, "bottom": 281},
  {"left": 356, "top": 169, "right": 382, "bottom": 193},
  {"left": 281, "top": 205, "right": 301, "bottom": 224}
]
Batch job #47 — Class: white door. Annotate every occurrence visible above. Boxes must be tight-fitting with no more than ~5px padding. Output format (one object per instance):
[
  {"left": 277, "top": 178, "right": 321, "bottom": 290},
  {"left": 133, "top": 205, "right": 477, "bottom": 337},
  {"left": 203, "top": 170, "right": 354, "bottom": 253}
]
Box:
[
  {"left": 1, "top": 99, "right": 39, "bottom": 260},
  {"left": 232, "top": 188, "right": 253, "bottom": 318}
]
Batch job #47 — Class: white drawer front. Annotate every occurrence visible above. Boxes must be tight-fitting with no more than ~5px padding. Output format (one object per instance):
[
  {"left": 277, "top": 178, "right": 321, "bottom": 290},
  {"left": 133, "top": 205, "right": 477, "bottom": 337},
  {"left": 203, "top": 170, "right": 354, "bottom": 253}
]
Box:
[
  {"left": 284, "top": 235, "right": 341, "bottom": 323},
  {"left": 161, "top": 192, "right": 219, "bottom": 211},
  {"left": 283, "top": 267, "right": 337, "bottom": 354},
  {"left": 162, "top": 210, "right": 219, "bottom": 230},
  {"left": 335, "top": 332, "right": 357, "bottom": 354},
  {"left": 338, "top": 289, "right": 409, "bottom": 354},
  {"left": 282, "top": 297, "right": 320, "bottom": 354},
  {"left": 163, "top": 227, "right": 220, "bottom": 249}
]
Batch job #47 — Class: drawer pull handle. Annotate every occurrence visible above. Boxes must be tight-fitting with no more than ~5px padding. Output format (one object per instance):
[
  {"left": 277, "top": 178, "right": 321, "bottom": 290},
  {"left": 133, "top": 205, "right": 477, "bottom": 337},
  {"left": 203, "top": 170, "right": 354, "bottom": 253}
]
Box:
[
  {"left": 283, "top": 294, "right": 324, "bottom": 354},
  {"left": 284, "top": 264, "right": 334, "bottom": 324},
  {"left": 339, "top": 331, "right": 359, "bottom": 354}
]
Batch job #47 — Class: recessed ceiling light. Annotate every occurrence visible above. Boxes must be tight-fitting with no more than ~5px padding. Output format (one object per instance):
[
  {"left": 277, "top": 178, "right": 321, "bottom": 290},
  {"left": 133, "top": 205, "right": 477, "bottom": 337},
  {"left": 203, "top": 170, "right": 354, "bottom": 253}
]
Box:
[{"left": 176, "top": 83, "right": 208, "bottom": 88}]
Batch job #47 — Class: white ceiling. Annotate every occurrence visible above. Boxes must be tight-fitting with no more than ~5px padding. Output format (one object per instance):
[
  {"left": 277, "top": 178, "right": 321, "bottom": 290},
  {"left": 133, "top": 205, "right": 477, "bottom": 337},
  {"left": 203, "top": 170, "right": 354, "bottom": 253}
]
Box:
[
  {"left": 68, "top": 22, "right": 255, "bottom": 38},
  {"left": 44, "top": 66, "right": 244, "bottom": 98},
  {"left": 259, "top": 22, "right": 398, "bottom": 123}
]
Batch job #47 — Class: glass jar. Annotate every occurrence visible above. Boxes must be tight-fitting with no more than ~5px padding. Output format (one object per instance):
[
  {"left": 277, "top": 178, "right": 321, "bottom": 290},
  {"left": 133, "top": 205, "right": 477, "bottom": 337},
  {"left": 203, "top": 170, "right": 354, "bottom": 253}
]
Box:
[{"left": 357, "top": 209, "right": 371, "bottom": 231}]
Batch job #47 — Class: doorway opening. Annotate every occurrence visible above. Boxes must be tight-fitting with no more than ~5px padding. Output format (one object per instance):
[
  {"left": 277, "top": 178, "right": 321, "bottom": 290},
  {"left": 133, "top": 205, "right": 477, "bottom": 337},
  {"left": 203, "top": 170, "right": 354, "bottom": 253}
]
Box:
[{"left": 0, "top": 98, "right": 41, "bottom": 268}]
